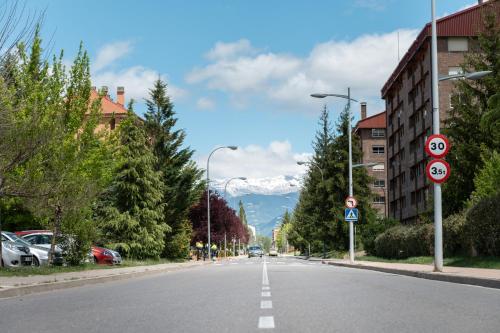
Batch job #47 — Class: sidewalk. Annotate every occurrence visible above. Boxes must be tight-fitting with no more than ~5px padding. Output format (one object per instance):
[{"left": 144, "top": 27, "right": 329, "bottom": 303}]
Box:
[
  {"left": 0, "top": 260, "right": 210, "bottom": 298},
  {"left": 321, "top": 258, "right": 500, "bottom": 289}
]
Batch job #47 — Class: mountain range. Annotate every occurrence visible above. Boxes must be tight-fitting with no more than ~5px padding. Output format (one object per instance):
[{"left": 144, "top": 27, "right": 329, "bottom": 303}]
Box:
[{"left": 212, "top": 175, "right": 302, "bottom": 237}]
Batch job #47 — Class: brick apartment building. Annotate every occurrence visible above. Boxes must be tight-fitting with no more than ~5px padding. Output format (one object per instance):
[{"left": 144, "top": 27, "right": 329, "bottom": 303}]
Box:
[
  {"left": 381, "top": 1, "right": 499, "bottom": 223},
  {"left": 354, "top": 103, "right": 387, "bottom": 217},
  {"left": 90, "top": 86, "right": 129, "bottom": 132}
]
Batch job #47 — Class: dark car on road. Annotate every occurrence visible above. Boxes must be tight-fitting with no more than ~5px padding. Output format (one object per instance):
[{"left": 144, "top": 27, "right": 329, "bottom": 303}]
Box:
[{"left": 248, "top": 246, "right": 263, "bottom": 258}]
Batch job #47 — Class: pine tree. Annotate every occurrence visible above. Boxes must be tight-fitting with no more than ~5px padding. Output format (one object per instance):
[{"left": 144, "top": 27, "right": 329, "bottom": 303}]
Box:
[
  {"left": 443, "top": 9, "right": 500, "bottom": 216},
  {"left": 238, "top": 200, "right": 247, "bottom": 225},
  {"left": 96, "top": 105, "right": 168, "bottom": 259},
  {"left": 144, "top": 79, "right": 204, "bottom": 258}
]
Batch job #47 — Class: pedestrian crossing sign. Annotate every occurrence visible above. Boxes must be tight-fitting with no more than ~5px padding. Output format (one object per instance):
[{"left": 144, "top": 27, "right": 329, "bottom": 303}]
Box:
[{"left": 345, "top": 208, "right": 358, "bottom": 222}]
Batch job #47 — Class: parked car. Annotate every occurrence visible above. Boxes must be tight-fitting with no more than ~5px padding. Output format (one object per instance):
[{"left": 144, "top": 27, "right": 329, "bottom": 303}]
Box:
[
  {"left": 91, "top": 246, "right": 122, "bottom": 265},
  {"left": 248, "top": 246, "right": 263, "bottom": 258},
  {"left": 19, "top": 230, "right": 122, "bottom": 265},
  {"left": 269, "top": 248, "right": 278, "bottom": 257},
  {"left": 2, "top": 231, "right": 59, "bottom": 266},
  {"left": 20, "top": 232, "right": 64, "bottom": 265},
  {"left": 1, "top": 233, "right": 34, "bottom": 267}
]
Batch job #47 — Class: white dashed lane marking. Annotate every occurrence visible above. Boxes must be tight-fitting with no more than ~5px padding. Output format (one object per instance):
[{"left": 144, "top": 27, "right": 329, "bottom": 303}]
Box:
[
  {"left": 258, "top": 316, "right": 275, "bottom": 329},
  {"left": 261, "top": 300, "right": 273, "bottom": 309},
  {"left": 261, "top": 291, "right": 271, "bottom": 297}
]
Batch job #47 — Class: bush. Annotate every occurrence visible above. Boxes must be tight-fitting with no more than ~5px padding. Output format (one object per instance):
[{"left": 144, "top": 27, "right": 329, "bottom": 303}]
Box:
[
  {"left": 465, "top": 193, "right": 500, "bottom": 256},
  {"left": 374, "top": 224, "right": 433, "bottom": 259},
  {"left": 443, "top": 211, "right": 468, "bottom": 256},
  {"left": 360, "top": 217, "right": 399, "bottom": 255},
  {"left": 59, "top": 218, "right": 95, "bottom": 266}
]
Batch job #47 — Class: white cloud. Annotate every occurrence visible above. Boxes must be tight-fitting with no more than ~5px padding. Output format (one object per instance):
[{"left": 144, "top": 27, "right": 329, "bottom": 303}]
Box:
[
  {"left": 205, "top": 39, "right": 256, "bottom": 61},
  {"left": 196, "top": 141, "right": 311, "bottom": 179},
  {"left": 186, "top": 29, "right": 418, "bottom": 113},
  {"left": 196, "top": 97, "right": 215, "bottom": 110},
  {"left": 93, "top": 41, "right": 133, "bottom": 72},
  {"left": 91, "top": 41, "right": 187, "bottom": 103}
]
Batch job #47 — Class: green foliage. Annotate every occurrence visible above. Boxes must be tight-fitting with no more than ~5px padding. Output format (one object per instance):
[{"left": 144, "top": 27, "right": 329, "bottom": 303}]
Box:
[
  {"left": 374, "top": 224, "right": 434, "bottom": 259},
  {"left": 292, "top": 105, "right": 376, "bottom": 253},
  {"left": 144, "top": 79, "right": 204, "bottom": 258},
  {"left": 443, "top": 10, "right": 500, "bottom": 216},
  {"left": 162, "top": 219, "right": 193, "bottom": 259},
  {"left": 469, "top": 150, "right": 500, "bottom": 205},
  {"left": 443, "top": 211, "right": 468, "bottom": 257},
  {"left": 96, "top": 108, "right": 168, "bottom": 259},
  {"left": 256, "top": 235, "right": 272, "bottom": 253},
  {"left": 360, "top": 217, "right": 398, "bottom": 255},
  {"left": 465, "top": 193, "right": 500, "bottom": 256},
  {"left": 0, "top": 198, "right": 44, "bottom": 231},
  {"left": 238, "top": 200, "right": 247, "bottom": 225}
]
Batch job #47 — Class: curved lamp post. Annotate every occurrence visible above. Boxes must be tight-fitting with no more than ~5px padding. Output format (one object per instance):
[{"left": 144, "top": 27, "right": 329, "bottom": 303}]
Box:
[
  {"left": 297, "top": 161, "right": 324, "bottom": 182},
  {"left": 311, "top": 89, "right": 358, "bottom": 263},
  {"left": 223, "top": 176, "right": 247, "bottom": 258},
  {"left": 207, "top": 146, "right": 238, "bottom": 260},
  {"left": 431, "top": 0, "right": 492, "bottom": 272}
]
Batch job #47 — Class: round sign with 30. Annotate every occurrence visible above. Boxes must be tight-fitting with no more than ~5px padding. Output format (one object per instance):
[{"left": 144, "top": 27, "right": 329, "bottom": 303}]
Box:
[
  {"left": 426, "top": 159, "right": 451, "bottom": 183},
  {"left": 425, "top": 134, "right": 450, "bottom": 158}
]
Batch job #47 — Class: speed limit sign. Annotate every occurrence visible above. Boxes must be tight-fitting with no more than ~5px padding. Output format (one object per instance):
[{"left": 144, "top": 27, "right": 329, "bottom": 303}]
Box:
[
  {"left": 426, "top": 159, "right": 451, "bottom": 183},
  {"left": 425, "top": 134, "right": 450, "bottom": 158}
]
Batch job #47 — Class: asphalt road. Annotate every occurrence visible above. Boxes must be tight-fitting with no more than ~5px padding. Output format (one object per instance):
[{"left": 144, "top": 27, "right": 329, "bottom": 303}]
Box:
[{"left": 1, "top": 256, "right": 499, "bottom": 332}]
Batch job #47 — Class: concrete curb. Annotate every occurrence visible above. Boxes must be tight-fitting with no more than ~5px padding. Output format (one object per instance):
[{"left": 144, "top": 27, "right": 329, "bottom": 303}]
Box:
[
  {"left": 324, "top": 261, "right": 500, "bottom": 289},
  {"left": 0, "top": 261, "right": 209, "bottom": 299}
]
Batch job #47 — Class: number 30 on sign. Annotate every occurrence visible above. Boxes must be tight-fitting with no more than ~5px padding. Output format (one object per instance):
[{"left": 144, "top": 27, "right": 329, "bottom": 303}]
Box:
[{"left": 426, "top": 159, "right": 451, "bottom": 183}]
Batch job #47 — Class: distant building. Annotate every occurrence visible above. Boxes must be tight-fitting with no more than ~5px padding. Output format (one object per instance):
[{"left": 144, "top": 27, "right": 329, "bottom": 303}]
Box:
[
  {"left": 381, "top": 1, "right": 499, "bottom": 223},
  {"left": 90, "top": 86, "right": 129, "bottom": 133},
  {"left": 354, "top": 103, "right": 387, "bottom": 217},
  {"left": 272, "top": 226, "right": 280, "bottom": 247},
  {"left": 247, "top": 225, "right": 256, "bottom": 243}
]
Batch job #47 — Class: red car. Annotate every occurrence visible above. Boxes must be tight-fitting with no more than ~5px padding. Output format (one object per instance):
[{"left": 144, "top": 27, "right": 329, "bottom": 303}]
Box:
[{"left": 91, "top": 246, "right": 122, "bottom": 265}]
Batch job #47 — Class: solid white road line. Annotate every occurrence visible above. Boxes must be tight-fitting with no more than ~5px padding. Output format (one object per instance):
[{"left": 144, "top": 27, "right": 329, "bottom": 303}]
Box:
[
  {"left": 261, "top": 291, "right": 271, "bottom": 297},
  {"left": 261, "top": 300, "right": 273, "bottom": 309},
  {"left": 262, "top": 286, "right": 270, "bottom": 290},
  {"left": 262, "top": 260, "right": 269, "bottom": 286},
  {"left": 258, "top": 316, "right": 275, "bottom": 329}
]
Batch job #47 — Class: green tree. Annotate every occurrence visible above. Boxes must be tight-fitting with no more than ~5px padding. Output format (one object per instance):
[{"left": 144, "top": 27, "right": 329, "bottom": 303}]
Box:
[
  {"left": 443, "top": 10, "right": 500, "bottom": 216},
  {"left": 238, "top": 200, "right": 247, "bottom": 225},
  {"left": 469, "top": 150, "right": 500, "bottom": 205},
  {"left": 96, "top": 105, "right": 168, "bottom": 259},
  {"left": 144, "top": 79, "right": 204, "bottom": 259}
]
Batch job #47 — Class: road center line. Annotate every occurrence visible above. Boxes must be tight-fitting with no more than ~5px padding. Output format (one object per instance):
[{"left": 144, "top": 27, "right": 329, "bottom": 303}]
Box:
[
  {"left": 261, "top": 300, "right": 273, "bottom": 309},
  {"left": 258, "top": 316, "right": 275, "bottom": 329},
  {"left": 261, "top": 291, "right": 271, "bottom": 297},
  {"left": 262, "top": 260, "right": 269, "bottom": 286},
  {"left": 262, "top": 286, "right": 270, "bottom": 290}
]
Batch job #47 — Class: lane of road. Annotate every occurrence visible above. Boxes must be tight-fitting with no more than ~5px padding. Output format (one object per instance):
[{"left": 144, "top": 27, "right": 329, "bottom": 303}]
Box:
[{"left": 0, "top": 256, "right": 498, "bottom": 332}]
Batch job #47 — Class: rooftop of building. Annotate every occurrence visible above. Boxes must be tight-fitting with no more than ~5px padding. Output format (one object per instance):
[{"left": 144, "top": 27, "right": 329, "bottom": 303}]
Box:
[
  {"left": 381, "top": 0, "right": 499, "bottom": 97},
  {"left": 355, "top": 111, "right": 386, "bottom": 132},
  {"left": 90, "top": 86, "right": 128, "bottom": 116}
]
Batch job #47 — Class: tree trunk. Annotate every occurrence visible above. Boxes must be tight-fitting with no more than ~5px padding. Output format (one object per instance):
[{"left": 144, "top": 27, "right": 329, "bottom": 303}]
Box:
[
  {"left": 49, "top": 204, "right": 62, "bottom": 265},
  {"left": 0, "top": 203, "right": 3, "bottom": 268}
]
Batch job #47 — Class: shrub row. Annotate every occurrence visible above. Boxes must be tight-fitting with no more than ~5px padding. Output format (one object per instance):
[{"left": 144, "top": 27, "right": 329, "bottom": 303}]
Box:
[{"left": 372, "top": 193, "right": 500, "bottom": 259}]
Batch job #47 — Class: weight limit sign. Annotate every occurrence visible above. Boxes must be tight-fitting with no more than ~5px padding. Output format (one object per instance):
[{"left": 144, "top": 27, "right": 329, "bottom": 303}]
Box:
[{"left": 426, "top": 159, "right": 451, "bottom": 184}]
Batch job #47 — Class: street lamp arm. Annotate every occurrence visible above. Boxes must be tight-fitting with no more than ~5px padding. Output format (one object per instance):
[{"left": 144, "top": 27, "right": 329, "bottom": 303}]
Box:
[
  {"left": 223, "top": 176, "right": 247, "bottom": 199},
  {"left": 439, "top": 70, "right": 492, "bottom": 82},
  {"left": 310, "top": 93, "right": 359, "bottom": 103},
  {"left": 297, "top": 161, "right": 324, "bottom": 182}
]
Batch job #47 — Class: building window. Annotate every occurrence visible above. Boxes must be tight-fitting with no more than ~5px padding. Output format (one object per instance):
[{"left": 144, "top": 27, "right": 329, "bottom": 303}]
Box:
[
  {"left": 372, "top": 146, "right": 385, "bottom": 155},
  {"left": 373, "top": 196, "right": 385, "bottom": 204},
  {"left": 401, "top": 172, "right": 406, "bottom": 184},
  {"left": 448, "top": 66, "right": 463, "bottom": 76},
  {"left": 373, "top": 163, "right": 385, "bottom": 172},
  {"left": 372, "top": 128, "right": 385, "bottom": 138},
  {"left": 374, "top": 180, "right": 385, "bottom": 187},
  {"left": 448, "top": 37, "right": 468, "bottom": 52},
  {"left": 109, "top": 118, "right": 116, "bottom": 130}
]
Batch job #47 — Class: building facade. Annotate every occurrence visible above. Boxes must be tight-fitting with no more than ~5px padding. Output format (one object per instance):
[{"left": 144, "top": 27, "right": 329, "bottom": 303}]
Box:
[
  {"left": 381, "top": 1, "right": 499, "bottom": 223},
  {"left": 354, "top": 103, "right": 387, "bottom": 217}
]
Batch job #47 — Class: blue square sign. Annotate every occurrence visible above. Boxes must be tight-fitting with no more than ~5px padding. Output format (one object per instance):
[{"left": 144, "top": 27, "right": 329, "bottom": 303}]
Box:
[{"left": 345, "top": 208, "right": 358, "bottom": 222}]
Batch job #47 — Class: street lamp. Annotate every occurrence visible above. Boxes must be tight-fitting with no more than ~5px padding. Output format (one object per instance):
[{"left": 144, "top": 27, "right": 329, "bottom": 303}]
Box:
[
  {"left": 430, "top": 0, "right": 492, "bottom": 272},
  {"left": 207, "top": 146, "right": 238, "bottom": 261},
  {"left": 223, "top": 176, "right": 247, "bottom": 258},
  {"left": 297, "top": 161, "right": 324, "bottom": 182},
  {"left": 311, "top": 89, "right": 358, "bottom": 264}
]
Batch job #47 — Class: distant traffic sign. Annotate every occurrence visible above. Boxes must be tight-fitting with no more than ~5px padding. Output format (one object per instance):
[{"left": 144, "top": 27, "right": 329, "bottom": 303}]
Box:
[
  {"left": 345, "top": 196, "right": 358, "bottom": 208},
  {"left": 425, "top": 134, "right": 450, "bottom": 159},
  {"left": 426, "top": 159, "right": 451, "bottom": 183},
  {"left": 345, "top": 208, "right": 359, "bottom": 222}
]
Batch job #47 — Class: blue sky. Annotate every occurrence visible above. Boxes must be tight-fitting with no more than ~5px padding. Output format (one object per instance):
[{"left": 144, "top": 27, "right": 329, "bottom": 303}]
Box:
[{"left": 28, "top": 0, "right": 477, "bottom": 179}]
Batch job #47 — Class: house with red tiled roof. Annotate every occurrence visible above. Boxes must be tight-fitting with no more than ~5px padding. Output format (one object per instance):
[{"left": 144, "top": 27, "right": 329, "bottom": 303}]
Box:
[
  {"left": 90, "top": 86, "right": 129, "bottom": 133},
  {"left": 382, "top": 0, "right": 499, "bottom": 223},
  {"left": 355, "top": 103, "right": 387, "bottom": 217}
]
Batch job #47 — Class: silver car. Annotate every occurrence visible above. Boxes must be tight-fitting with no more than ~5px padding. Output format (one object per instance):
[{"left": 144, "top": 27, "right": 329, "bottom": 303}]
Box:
[
  {"left": 21, "top": 232, "right": 65, "bottom": 265},
  {"left": 2, "top": 232, "right": 51, "bottom": 266},
  {"left": 1, "top": 234, "right": 34, "bottom": 267}
]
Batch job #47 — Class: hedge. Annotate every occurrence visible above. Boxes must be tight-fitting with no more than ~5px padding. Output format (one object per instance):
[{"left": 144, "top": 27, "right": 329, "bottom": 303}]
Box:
[
  {"left": 465, "top": 193, "right": 500, "bottom": 256},
  {"left": 374, "top": 224, "right": 433, "bottom": 259}
]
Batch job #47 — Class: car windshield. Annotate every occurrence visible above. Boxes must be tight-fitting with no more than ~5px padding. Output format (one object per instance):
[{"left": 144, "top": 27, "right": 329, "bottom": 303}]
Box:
[
  {"left": 249, "top": 246, "right": 261, "bottom": 251},
  {"left": 3, "top": 232, "right": 32, "bottom": 247}
]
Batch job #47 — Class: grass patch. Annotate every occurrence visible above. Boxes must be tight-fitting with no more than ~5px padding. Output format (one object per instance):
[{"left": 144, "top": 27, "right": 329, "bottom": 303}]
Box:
[
  {"left": 358, "top": 255, "right": 500, "bottom": 269},
  {"left": 0, "top": 258, "right": 183, "bottom": 277},
  {"left": 309, "top": 250, "right": 347, "bottom": 259}
]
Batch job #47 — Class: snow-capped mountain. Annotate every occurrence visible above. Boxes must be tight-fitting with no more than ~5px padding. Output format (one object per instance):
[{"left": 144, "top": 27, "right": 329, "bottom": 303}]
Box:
[{"left": 211, "top": 175, "right": 303, "bottom": 197}]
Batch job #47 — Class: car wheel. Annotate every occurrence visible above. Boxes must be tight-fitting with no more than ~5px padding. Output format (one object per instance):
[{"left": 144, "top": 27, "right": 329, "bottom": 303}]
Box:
[{"left": 32, "top": 256, "right": 40, "bottom": 267}]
